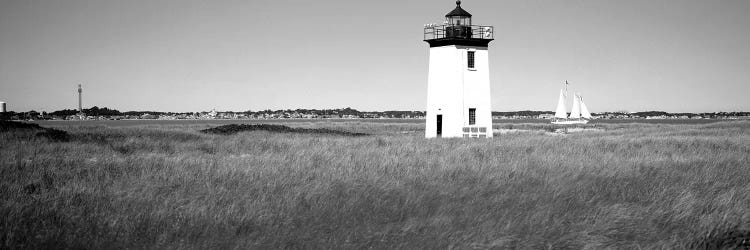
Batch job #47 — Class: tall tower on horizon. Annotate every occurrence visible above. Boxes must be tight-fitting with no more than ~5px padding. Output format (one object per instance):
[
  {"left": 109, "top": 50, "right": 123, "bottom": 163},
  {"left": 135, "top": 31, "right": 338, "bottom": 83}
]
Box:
[
  {"left": 78, "top": 84, "right": 83, "bottom": 115},
  {"left": 424, "top": 1, "right": 494, "bottom": 138}
]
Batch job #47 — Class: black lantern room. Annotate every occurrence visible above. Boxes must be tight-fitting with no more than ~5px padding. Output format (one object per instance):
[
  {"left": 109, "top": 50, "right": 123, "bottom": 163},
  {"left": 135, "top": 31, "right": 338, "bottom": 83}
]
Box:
[
  {"left": 446, "top": 1, "right": 472, "bottom": 26},
  {"left": 424, "top": 1, "right": 493, "bottom": 47}
]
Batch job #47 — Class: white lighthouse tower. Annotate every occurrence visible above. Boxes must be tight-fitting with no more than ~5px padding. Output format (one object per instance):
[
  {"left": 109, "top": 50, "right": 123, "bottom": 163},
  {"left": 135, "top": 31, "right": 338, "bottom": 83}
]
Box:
[{"left": 424, "top": 1, "right": 494, "bottom": 138}]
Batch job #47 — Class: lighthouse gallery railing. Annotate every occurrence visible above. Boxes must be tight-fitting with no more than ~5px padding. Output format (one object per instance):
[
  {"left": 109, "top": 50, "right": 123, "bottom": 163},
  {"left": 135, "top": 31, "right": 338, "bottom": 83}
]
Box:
[{"left": 424, "top": 25, "right": 494, "bottom": 40}]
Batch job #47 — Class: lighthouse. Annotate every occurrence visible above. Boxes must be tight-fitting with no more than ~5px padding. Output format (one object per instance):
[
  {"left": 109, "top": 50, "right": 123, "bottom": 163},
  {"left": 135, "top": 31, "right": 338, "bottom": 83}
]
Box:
[{"left": 424, "top": 1, "right": 494, "bottom": 138}]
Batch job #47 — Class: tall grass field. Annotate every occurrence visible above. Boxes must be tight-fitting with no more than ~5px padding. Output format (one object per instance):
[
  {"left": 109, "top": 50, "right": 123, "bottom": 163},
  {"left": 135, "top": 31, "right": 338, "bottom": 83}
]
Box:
[{"left": 1, "top": 120, "right": 749, "bottom": 248}]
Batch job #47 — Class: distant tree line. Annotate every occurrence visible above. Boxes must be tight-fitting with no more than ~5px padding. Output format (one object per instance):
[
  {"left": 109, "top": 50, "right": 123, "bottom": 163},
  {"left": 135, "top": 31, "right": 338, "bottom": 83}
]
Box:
[
  {"left": 492, "top": 111, "right": 556, "bottom": 117},
  {"left": 491, "top": 110, "right": 750, "bottom": 118},
  {"left": 2, "top": 107, "right": 749, "bottom": 120},
  {"left": 50, "top": 106, "right": 123, "bottom": 117},
  {"left": 1, "top": 107, "right": 427, "bottom": 120},
  {"left": 628, "top": 111, "right": 750, "bottom": 118},
  {"left": 243, "top": 108, "right": 425, "bottom": 118}
]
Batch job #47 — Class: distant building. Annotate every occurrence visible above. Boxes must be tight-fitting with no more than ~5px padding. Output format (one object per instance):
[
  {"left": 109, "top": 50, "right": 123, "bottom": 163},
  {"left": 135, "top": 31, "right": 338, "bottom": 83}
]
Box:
[{"left": 538, "top": 113, "right": 554, "bottom": 119}]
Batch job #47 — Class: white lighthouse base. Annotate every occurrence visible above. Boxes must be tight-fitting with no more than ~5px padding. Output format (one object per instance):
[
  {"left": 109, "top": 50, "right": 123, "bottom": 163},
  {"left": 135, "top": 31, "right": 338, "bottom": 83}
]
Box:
[{"left": 425, "top": 45, "right": 493, "bottom": 138}]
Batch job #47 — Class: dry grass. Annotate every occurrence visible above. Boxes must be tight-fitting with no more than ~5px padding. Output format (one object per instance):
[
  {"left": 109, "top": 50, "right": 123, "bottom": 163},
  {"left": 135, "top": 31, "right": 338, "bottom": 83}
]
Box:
[{"left": 1, "top": 120, "right": 749, "bottom": 248}]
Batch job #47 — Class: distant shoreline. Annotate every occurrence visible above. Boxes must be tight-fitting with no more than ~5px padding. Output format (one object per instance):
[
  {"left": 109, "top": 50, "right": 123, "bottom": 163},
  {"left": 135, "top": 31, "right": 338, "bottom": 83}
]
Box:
[{"left": 25, "top": 118, "right": 746, "bottom": 128}]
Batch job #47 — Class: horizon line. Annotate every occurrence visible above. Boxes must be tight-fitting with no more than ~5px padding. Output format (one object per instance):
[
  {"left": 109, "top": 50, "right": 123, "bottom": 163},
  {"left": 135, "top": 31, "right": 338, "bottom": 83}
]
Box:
[{"left": 4, "top": 107, "right": 750, "bottom": 114}]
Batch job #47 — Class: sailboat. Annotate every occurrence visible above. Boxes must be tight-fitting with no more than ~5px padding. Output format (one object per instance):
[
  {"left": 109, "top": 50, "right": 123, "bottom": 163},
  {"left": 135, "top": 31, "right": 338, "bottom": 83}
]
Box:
[{"left": 551, "top": 81, "right": 592, "bottom": 124}]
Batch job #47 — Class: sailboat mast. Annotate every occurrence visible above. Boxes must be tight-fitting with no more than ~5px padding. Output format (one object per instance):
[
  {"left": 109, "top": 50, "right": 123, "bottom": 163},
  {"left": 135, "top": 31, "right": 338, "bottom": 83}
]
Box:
[
  {"left": 565, "top": 81, "right": 570, "bottom": 118},
  {"left": 576, "top": 93, "right": 583, "bottom": 120}
]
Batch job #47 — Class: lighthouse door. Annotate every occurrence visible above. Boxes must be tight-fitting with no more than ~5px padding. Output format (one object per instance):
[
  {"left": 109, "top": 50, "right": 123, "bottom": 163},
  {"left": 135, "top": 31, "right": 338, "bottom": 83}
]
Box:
[{"left": 436, "top": 115, "right": 443, "bottom": 137}]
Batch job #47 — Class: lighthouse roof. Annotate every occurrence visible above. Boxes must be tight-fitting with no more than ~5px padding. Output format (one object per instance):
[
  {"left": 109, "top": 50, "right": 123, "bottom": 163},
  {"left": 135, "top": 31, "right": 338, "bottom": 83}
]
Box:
[{"left": 445, "top": 1, "right": 472, "bottom": 17}]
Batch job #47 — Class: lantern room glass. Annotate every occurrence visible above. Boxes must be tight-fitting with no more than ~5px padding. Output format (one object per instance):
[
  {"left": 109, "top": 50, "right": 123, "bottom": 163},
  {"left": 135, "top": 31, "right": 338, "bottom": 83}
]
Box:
[{"left": 447, "top": 16, "right": 471, "bottom": 26}]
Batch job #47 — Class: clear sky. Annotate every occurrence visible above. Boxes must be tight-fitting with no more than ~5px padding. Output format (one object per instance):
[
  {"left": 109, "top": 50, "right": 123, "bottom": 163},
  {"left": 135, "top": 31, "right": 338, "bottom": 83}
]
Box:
[{"left": 1, "top": 0, "right": 748, "bottom": 113}]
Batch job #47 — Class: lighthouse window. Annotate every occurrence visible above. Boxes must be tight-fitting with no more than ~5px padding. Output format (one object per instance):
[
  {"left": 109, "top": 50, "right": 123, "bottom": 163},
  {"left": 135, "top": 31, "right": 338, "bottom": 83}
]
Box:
[
  {"left": 467, "top": 51, "right": 475, "bottom": 69},
  {"left": 469, "top": 108, "right": 476, "bottom": 125}
]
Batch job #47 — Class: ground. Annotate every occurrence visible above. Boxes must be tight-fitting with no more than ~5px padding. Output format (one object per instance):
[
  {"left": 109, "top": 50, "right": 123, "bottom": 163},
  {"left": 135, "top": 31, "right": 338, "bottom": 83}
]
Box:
[{"left": 1, "top": 120, "right": 749, "bottom": 248}]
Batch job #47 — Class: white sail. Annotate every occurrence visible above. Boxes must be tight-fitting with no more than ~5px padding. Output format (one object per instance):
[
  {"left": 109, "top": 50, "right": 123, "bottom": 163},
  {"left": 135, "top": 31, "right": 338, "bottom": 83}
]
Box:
[
  {"left": 580, "top": 96, "right": 592, "bottom": 119},
  {"left": 570, "top": 93, "right": 581, "bottom": 119},
  {"left": 554, "top": 89, "right": 567, "bottom": 119},
  {"left": 552, "top": 82, "right": 593, "bottom": 124}
]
